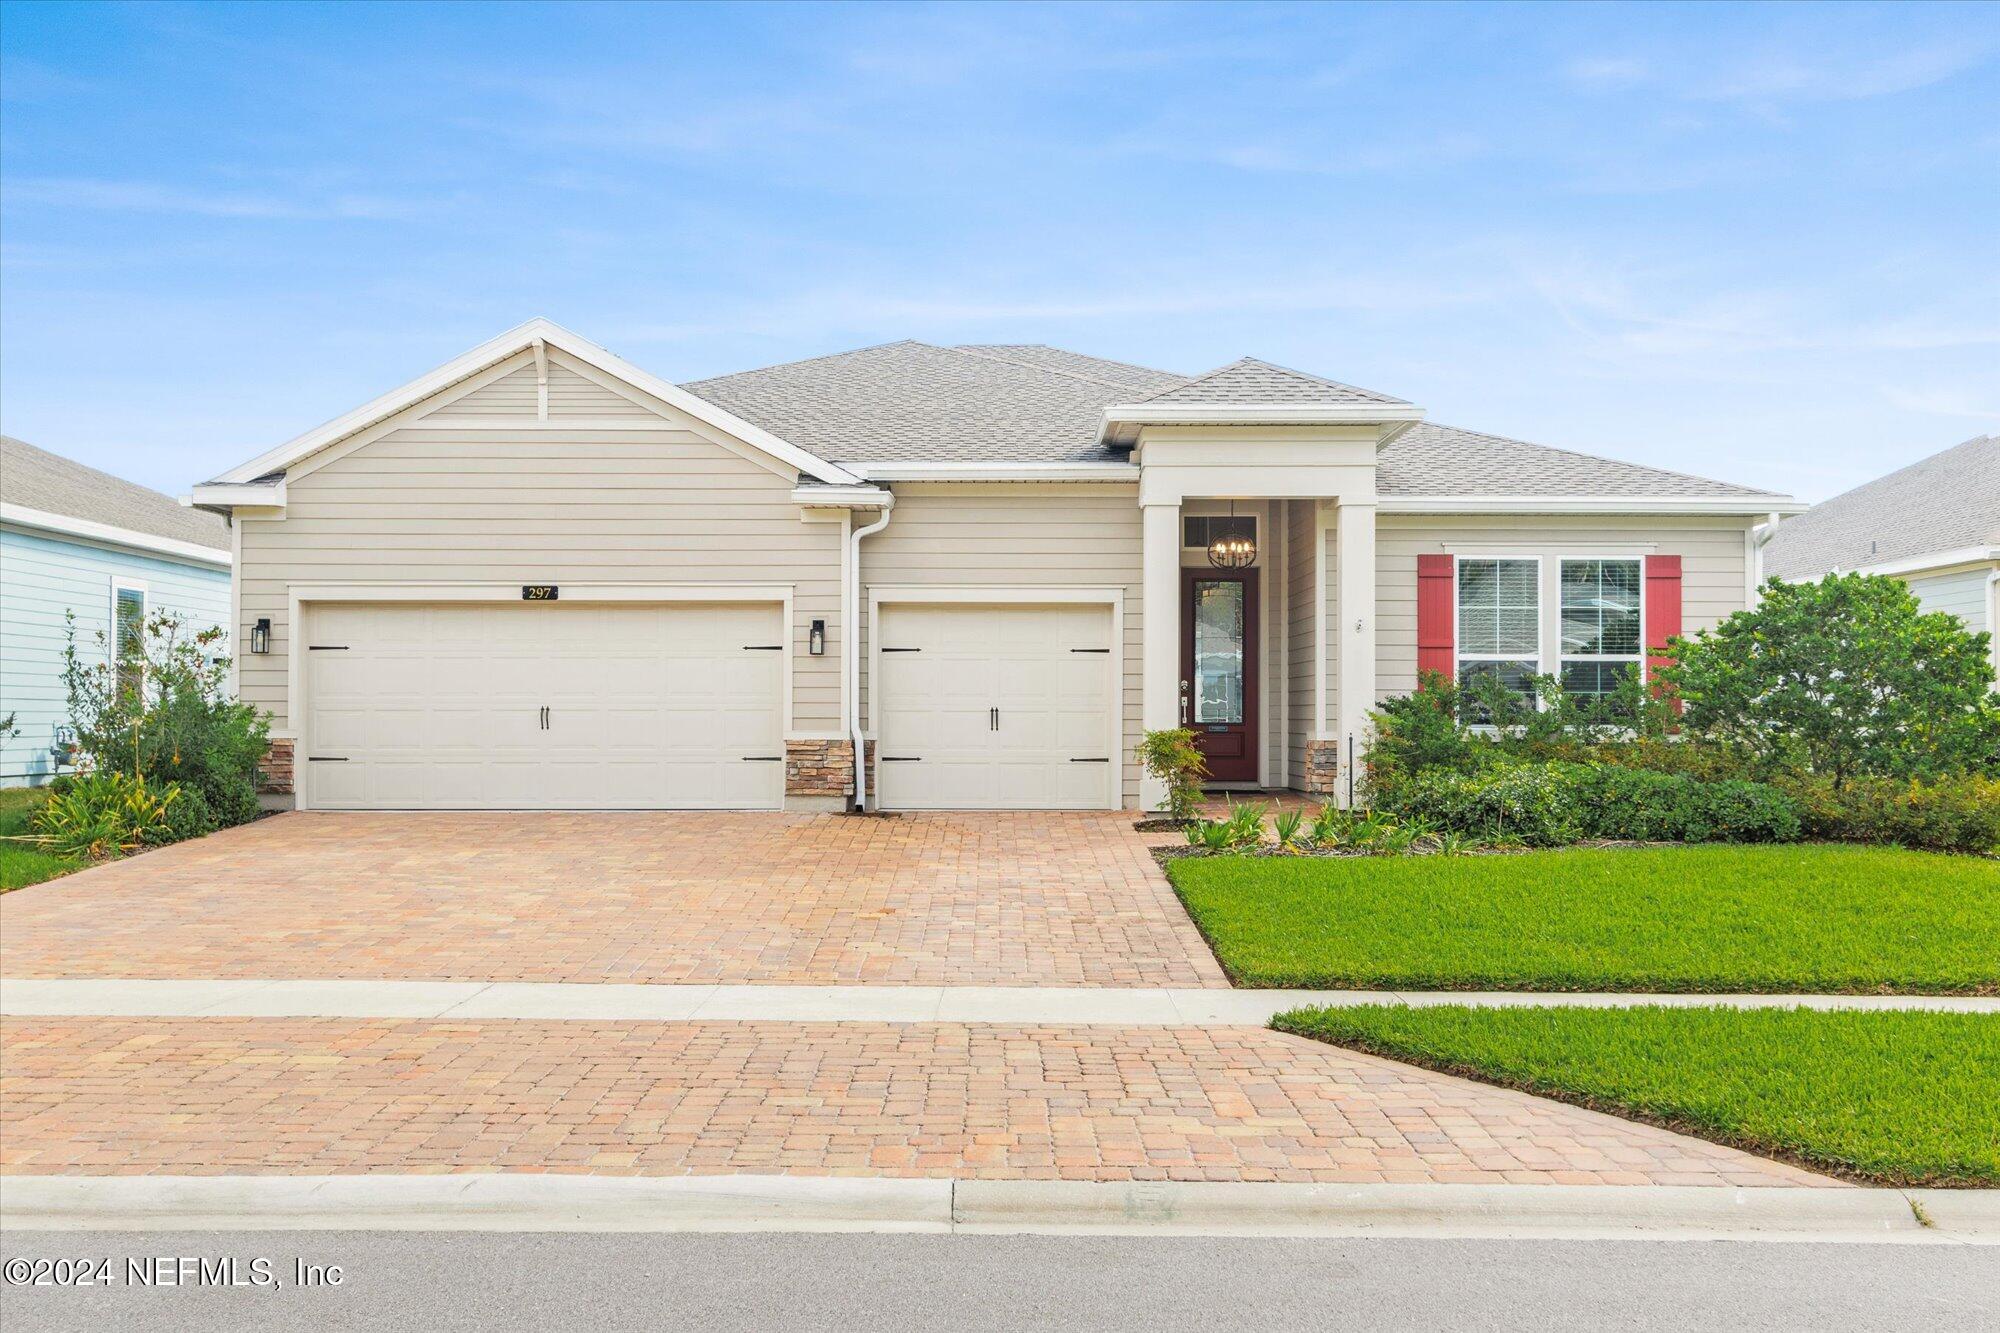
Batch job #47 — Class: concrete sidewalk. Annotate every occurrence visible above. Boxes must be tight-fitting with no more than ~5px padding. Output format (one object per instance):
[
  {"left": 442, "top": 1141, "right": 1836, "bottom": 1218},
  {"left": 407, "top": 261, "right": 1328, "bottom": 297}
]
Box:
[{"left": 5, "top": 978, "right": 1991, "bottom": 1022}]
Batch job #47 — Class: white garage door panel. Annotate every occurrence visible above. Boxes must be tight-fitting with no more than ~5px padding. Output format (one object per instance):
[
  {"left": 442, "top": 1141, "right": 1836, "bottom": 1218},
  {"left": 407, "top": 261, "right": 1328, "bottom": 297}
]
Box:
[
  {"left": 303, "top": 602, "right": 783, "bottom": 810},
  {"left": 875, "top": 603, "right": 1114, "bottom": 811}
]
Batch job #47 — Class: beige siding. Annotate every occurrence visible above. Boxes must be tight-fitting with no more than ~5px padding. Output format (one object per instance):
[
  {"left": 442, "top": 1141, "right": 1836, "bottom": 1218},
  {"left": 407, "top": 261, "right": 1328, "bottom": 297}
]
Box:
[
  {"left": 549, "top": 365, "right": 656, "bottom": 417},
  {"left": 240, "top": 414, "right": 841, "bottom": 734},
  {"left": 1285, "top": 499, "right": 1317, "bottom": 787},
  {"left": 449, "top": 365, "right": 539, "bottom": 416},
  {"left": 1374, "top": 513, "right": 1756, "bottom": 701},
  {"left": 860, "top": 485, "right": 1144, "bottom": 806}
]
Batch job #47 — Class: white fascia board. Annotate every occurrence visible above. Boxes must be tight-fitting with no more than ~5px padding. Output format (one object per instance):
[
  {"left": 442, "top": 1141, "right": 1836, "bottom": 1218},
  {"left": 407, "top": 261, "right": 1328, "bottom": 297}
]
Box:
[
  {"left": 790, "top": 484, "right": 894, "bottom": 509},
  {"left": 1840, "top": 545, "right": 2000, "bottom": 579},
  {"left": 1102, "top": 403, "right": 1426, "bottom": 427},
  {"left": 209, "top": 317, "right": 860, "bottom": 488},
  {"left": 1379, "top": 494, "right": 1805, "bottom": 516},
  {"left": 189, "top": 481, "right": 286, "bottom": 512},
  {"left": 852, "top": 461, "right": 1140, "bottom": 481},
  {"left": 0, "top": 502, "right": 231, "bottom": 567}
]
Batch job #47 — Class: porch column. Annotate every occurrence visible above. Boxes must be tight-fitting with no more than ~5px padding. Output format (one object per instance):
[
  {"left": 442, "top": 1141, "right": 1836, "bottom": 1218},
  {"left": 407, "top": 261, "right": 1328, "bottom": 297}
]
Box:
[
  {"left": 1140, "top": 500, "right": 1181, "bottom": 811},
  {"left": 1334, "top": 498, "right": 1377, "bottom": 806}
]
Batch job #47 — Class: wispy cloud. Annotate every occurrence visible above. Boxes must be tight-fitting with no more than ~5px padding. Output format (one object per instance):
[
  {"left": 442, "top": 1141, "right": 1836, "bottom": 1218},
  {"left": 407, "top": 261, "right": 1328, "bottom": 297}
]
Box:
[
  {"left": 1567, "top": 40, "right": 1991, "bottom": 105},
  {"left": 6, "top": 178, "right": 435, "bottom": 221}
]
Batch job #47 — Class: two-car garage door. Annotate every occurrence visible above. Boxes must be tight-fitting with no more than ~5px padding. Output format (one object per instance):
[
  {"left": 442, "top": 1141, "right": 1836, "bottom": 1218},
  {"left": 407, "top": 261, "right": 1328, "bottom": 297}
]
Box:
[{"left": 303, "top": 602, "right": 785, "bottom": 810}]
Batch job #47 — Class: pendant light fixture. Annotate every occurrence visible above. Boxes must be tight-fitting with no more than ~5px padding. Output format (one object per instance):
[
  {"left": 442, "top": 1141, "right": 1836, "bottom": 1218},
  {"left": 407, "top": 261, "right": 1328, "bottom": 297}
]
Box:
[{"left": 1206, "top": 499, "right": 1256, "bottom": 569}]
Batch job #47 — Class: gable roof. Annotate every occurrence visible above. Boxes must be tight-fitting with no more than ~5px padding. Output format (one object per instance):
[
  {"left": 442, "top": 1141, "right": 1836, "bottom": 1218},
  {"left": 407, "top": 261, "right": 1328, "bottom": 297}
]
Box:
[
  {"left": 2, "top": 434, "right": 229, "bottom": 557},
  {"left": 207, "top": 318, "right": 862, "bottom": 488},
  {"left": 1135, "top": 357, "right": 1410, "bottom": 407},
  {"left": 952, "top": 344, "right": 1186, "bottom": 392},
  {"left": 1763, "top": 434, "right": 2000, "bottom": 579}
]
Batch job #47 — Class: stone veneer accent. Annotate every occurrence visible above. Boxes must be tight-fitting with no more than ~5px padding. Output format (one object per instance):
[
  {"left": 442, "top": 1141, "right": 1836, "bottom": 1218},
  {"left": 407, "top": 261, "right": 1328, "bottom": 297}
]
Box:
[
  {"left": 785, "top": 738, "right": 876, "bottom": 798},
  {"left": 257, "top": 738, "right": 295, "bottom": 795},
  {"left": 1302, "top": 739, "right": 1341, "bottom": 795}
]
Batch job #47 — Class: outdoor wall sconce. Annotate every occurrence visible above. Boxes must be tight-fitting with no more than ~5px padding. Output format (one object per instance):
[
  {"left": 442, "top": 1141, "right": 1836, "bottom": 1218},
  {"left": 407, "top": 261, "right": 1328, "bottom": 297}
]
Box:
[
  {"left": 249, "top": 618, "right": 272, "bottom": 655},
  {"left": 809, "top": 619, "right": 826, "bottom": 655}
]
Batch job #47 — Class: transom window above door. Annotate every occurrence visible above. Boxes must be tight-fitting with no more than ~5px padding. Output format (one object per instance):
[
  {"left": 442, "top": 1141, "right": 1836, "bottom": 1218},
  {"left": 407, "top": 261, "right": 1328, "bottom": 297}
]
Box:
[
  {"left": 1456, "top": 558, "right": 1539, "bottom": 706},
  {"left": 1181, "top": 515, "right": 1256, "bottom": 550}
]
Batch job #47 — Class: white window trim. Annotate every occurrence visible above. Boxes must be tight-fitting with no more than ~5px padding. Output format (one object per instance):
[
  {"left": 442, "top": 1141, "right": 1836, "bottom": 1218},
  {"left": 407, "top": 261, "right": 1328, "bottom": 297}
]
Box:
[
  {"left": 1556, "top": 557, "right": 1647, "bottom": 695},
  {"left": 109, "top": 577, "right": 148, "bottom": 669},
  {"left": 1448, "top": 554, "right": 1657, "bottom": 710},
  {"left": 1452, "top": 555, "right": 1543, "bottom": 691}
]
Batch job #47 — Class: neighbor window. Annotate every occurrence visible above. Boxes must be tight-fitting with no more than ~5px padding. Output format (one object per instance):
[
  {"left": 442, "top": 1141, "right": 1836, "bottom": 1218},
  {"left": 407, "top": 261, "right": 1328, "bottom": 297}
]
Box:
[
  {"left": 113, "top": 582, "right": 146, "bottom": 697},
  {"left": 1558, "top": 559, "right": 1642, "bottom": 699},
  {"left": 1456, "top": 558, "right": 1539, "bottom": 710}
]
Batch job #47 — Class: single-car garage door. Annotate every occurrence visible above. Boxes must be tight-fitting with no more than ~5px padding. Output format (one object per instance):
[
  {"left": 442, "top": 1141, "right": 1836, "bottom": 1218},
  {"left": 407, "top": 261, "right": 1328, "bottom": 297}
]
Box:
[
  {"left": 302, "top": 601, "right": 785, "bottom": 810},
  {"left": 873, "top": 602, "right": 1116, "bottom": 810}
]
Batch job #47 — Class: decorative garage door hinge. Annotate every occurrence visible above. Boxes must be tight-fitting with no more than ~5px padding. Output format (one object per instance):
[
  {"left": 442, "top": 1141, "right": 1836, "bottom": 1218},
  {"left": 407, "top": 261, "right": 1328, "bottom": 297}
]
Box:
[
  {"left": 307, "top": 756, "right": 349, "bottom": 762},
  {"left": 880, "top": 647, "right": 921, "bottom": 652},
  {"left": 1069, "top": 757, "right": 1110, "bottom": 763},
  {"left": 742, "top": 644, "right": 783, "bottom": 651},
  {"left": 306, "top": 645, "right": 349, "bottom": 651},
  {"left": 880, "top": 756, "right": 922, "bottom": 762},
  {"left": 1069, "top": 647, "right": 1111, "bottom": 653},
  {"left": 740, "top": 755, "right": 784, "bottom": 762}
]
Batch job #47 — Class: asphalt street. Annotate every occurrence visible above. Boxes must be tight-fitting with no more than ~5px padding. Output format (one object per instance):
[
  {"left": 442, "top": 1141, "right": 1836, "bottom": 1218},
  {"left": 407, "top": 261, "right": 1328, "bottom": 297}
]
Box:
[{"left": 3, "top": 1231, "right": 1995, "bottom": 1332}]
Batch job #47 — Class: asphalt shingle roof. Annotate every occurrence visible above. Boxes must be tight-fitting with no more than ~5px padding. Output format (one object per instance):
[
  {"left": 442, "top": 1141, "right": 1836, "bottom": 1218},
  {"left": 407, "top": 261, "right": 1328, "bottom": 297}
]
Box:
[
  {"left": 1135, "top": 356, "right": 1410, "bottom": 407},
  {"left": 1762, "top": 434, "right": 1999, "bottom": 579},
  {"left": 1377, "top": 422, "right": 1771, "bottom": 498},
  {"left": 1, "top": 435, "right": 229, "bottom": 550},
  {"left": 679, "top": 342, "right": 1774, "bottom": 498}
]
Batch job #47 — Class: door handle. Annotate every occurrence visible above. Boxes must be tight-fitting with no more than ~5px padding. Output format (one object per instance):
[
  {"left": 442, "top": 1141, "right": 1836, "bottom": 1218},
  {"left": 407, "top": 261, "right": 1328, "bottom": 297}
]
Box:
[
  {"left": 539, "top": 706, "right": 549, "bottom": 730},
  {"left": 1179, "top": 680, "right": 1190, "bottom": 725}
]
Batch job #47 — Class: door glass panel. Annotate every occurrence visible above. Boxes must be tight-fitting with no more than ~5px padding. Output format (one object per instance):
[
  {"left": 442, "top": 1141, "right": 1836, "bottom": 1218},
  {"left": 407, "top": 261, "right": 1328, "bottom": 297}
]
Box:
[{"left": 1193, "top": 580, "right": 1245, "bottom": 725}]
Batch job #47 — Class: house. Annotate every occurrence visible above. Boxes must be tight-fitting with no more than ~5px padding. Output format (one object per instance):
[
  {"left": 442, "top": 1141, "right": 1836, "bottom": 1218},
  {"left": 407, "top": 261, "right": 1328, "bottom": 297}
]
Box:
[
  {"left": 1762, "top": 434, "right": 1998, "bottom": 680},
  {"left": 1, "top": 436, "right": 232, "bottom": 786},
  {"left": 190, "top": 319, "right": 1799, "bottom": 813}
]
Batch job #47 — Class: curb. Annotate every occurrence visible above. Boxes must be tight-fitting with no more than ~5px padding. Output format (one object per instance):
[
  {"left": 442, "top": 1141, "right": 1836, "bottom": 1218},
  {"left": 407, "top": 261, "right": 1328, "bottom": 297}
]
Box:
[
  {"left": 5, "top": 1176, "right": 1995, "bottom": 1241},
  {"left": 0, "top": 1176, "right": 953, "bottom": 1234}
]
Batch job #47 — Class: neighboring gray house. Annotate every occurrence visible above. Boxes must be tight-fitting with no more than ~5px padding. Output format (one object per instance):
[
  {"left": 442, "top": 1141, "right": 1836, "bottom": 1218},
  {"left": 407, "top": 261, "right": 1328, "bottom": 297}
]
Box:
[
  {"left": 192, "top": 319, "right": 1799, "bottom": 814},
  {"left": 1763, "top": 434, "right": 1999, "bottom": 680},
  {"left": 0, "top": 436, "right": 232, "bottom": 786}
]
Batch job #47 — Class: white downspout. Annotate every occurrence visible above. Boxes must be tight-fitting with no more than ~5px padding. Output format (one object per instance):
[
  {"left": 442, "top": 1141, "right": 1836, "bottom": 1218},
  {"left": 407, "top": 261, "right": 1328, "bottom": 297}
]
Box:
[
  {"left": 848, "top": 496, "right": 895, "bottom": 811},
  {"left": 1750, "top": 510, "right": 1783, "bottom": 604}
]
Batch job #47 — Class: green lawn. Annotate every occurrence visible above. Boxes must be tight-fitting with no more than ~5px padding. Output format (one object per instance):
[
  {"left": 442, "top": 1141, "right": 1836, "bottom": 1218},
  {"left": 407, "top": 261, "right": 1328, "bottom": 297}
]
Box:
[
  {"left": 1168, "top": 845, "right": 2000, "bottom": 994},
  {"left": 0, "top": 786, "right": 79, "bottom": 892},
  {"left": 1274, "top": 1004, "right": 2000, "bottom": 1187}
]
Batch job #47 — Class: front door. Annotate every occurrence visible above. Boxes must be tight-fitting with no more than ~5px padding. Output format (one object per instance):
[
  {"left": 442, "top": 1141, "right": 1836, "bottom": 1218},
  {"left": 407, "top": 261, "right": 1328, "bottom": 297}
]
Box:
[{"left": 1181, "top": 570, "right": 1259, "bottom": 784}]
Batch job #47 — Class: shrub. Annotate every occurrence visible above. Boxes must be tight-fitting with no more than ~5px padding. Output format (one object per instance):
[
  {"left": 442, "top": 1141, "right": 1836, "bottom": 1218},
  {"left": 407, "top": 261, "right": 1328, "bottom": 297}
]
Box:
[
  {"left": 25, "top": 772, "right": 182, "bottom": 862},
  {"left": 1271, "top": 808, "right": 1307, "bottom": 853},
  {"left": 1573, "top": 766, "right": 1800, "bottom": 844},
  {"left": 1137, "top": 728, "right": 1208, "bottom": 822},
  {"left": 1660, "top": 574, "right": 2000, "bottom": 786},
  {"left": 1390, "top": 762, "right": 1588, "bottom": 847},
  {"left": 1781, "top": 775, "right": 2000, "bottom": 856},
  {"left": 61, "top": 610, "right": 268, "bottom": 829},
  {"left": 143, "top": 784, "right": 218, "bottom": 846}
]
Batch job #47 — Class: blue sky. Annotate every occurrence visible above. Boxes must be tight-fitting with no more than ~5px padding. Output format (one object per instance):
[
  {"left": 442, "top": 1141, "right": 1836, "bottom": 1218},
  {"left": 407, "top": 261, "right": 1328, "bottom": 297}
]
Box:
[{"left": 2, "top": 0, "right": 1994, "bottom": 500}]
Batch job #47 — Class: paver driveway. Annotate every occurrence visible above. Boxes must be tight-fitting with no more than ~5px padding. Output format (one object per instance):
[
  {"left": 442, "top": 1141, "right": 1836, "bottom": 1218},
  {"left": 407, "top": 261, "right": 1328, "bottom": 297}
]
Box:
[
  {"left": 0, "top": 811, "right": 1224, "bottom": 988},
  {"left": 0, "top": 1018, "right": 1833, "bottom": 1186}
]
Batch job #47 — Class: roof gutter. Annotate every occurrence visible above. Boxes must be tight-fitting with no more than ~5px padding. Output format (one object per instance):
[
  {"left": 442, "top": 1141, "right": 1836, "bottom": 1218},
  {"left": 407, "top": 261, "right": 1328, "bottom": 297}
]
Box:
[
  {"left": 1379, "top": 494, "right": 1805, "bottom": 516},
  {"left": 850, "top": 462, "right": 1138, "bottom": 482},
  {"left": 0, "top": 502, "right": 232, "bottom": 567},
  {"left": 847, "top": 496, "right": 895, "bottom": 812}
]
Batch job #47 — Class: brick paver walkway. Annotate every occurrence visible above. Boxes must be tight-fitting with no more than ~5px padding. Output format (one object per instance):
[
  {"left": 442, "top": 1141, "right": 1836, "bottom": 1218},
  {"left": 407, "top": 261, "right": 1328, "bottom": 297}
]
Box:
[
  {"left": 0, "top": 1018, "right": 1833, "bottom": 1186},
  {"left": 0, "top": 812, "right": 1222, "bottom": 988}
]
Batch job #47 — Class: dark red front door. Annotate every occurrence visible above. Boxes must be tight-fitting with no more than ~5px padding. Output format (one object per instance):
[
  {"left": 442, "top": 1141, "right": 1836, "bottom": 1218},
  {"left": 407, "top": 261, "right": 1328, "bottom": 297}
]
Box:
[{"left": 1181, "top": 569, "right": 1259, "bottom": 784}]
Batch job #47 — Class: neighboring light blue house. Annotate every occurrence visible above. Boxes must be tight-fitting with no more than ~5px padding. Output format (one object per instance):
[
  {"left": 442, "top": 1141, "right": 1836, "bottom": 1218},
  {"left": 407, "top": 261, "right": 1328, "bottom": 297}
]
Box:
[{"left": 0, "top": 435, "right": 232, "bottom": 786}]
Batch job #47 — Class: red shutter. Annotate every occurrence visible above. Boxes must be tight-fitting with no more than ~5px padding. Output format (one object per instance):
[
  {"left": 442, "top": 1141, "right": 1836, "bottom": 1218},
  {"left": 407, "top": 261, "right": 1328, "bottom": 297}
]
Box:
[
  {"left": 1416, "top": 554, "right": 1455, "bottom": 686},
  {"left": 1644, "top": 555, "right": 1683, "bottom": 689}
]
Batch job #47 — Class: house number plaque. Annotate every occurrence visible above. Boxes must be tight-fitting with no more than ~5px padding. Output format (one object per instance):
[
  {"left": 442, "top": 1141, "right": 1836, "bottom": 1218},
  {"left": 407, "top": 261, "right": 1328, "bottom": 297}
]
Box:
[{"left": 521, "top": 585, "right": 559, "bottom": 601}]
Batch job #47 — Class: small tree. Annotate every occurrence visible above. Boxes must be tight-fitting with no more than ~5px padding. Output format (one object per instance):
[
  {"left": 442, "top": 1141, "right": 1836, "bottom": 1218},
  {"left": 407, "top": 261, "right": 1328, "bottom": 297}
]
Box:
[
  {"left": 61, "top": 610, "right": 269, "bottom": 825},
  {"left": 1657, "top": 573, "right": 2000, "bottom": 787},
  {"left": 1137, "top": 728, "right": 1208, "bottom": 822}
]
